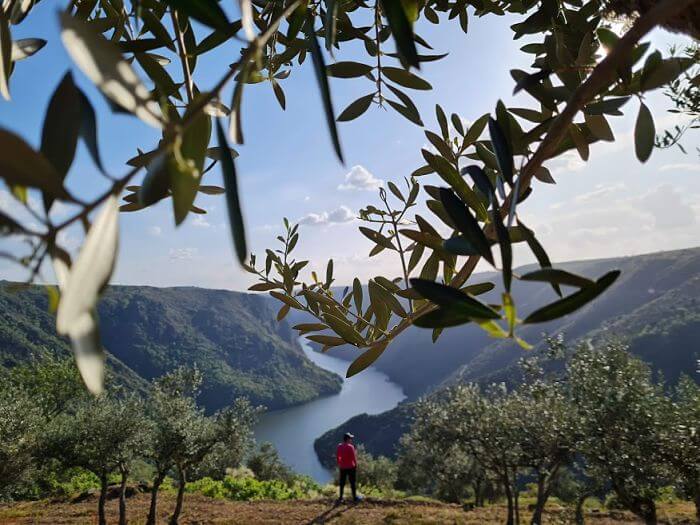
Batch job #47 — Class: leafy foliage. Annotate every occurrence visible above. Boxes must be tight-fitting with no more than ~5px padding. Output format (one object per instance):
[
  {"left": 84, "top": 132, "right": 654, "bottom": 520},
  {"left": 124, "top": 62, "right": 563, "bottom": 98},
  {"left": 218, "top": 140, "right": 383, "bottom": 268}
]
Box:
[{"left": 0, "top": 0, "right": 695, "bottom": 390}]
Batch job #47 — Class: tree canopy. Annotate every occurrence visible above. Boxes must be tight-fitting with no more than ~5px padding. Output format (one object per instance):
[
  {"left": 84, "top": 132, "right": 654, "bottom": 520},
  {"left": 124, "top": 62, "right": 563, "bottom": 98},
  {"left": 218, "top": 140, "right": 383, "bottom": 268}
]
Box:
[{"left": 0, "top": 0, "right": 697, "bottom": 390}]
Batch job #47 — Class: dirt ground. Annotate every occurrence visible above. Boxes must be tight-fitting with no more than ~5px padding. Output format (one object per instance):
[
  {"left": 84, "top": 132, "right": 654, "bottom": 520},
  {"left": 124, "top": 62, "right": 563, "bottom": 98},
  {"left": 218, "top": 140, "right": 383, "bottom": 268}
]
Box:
[{"left": 0, "top": 493, "right": 696, "bottom": 524}]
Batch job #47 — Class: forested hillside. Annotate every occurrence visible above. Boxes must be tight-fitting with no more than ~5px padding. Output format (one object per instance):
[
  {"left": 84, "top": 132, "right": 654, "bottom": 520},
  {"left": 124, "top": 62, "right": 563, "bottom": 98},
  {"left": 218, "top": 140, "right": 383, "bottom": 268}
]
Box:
[
  {"left": 315, "top": 247, "right": 700, "bottom": 461},
  {"left": 0, "top": 283, "right": 341, "bottom": 411},
  {"left": 321, "top": 247, "right": 700, "bottom": 397}
]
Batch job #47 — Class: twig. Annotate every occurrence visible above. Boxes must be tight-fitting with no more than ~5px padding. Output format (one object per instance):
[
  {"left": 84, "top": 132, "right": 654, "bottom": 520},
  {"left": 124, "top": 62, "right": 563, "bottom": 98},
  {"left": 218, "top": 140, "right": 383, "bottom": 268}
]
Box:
[{"left": 171, "top": 9, "right": 194, "bottom": 103}]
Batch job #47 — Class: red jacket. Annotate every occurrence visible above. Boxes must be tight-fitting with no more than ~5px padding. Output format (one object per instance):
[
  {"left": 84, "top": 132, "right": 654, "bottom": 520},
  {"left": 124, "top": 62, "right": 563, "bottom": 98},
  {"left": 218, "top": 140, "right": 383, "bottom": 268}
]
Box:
[{"left": 336, "top": 442, "right": 357, "bottom": 469}]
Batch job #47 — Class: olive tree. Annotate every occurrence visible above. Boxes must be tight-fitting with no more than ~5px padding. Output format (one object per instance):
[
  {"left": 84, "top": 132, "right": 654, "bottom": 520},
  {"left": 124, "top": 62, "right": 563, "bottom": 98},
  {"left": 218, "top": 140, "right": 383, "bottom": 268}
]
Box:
[
  {"left": 660, "top": 375, "right": 700, "bottom": 522},
  {"left": 143, "top": 367, "right": 258, "bottom": 525},
  {"left": 43, "top": 394, "right": 148, "bottom": 525},
  {"left": 0, "top": 0, "right": 695, "bottom": 392},
  {"left": 567, "top": 342, "right": 668, "bottom": 525},
  {"left": 0, "top": 385, "right": 42, "bottom": 500}
]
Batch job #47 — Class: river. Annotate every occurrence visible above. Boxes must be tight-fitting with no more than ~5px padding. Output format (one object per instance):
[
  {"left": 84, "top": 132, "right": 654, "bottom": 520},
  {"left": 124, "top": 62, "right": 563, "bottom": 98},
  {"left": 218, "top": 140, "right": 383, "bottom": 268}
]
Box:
[{"left": 254, "top": 338, "right": 406, "bottom": 483}]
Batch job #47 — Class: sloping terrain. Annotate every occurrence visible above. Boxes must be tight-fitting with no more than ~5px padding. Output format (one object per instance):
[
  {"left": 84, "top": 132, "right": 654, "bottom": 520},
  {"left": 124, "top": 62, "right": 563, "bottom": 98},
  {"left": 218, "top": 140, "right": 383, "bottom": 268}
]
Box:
[
  {"left": 315, "top": 247, "right": 700, "bottom": 461},
  {"left": 0, "top": 283, "right": 341, "bottom": 411},
  {"left": 0, "top": 493, "right": 695, "bottom": 524}
]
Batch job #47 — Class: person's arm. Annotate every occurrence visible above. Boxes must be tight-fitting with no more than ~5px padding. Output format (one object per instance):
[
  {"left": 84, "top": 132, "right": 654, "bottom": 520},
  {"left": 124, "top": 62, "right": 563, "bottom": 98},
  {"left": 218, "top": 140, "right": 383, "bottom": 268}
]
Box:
[
  {"left": 350, "top": 445, "right": 357, "bottom": 466},
  {"left": 336, "top": 445, "right": 341, "bottom": 466}
]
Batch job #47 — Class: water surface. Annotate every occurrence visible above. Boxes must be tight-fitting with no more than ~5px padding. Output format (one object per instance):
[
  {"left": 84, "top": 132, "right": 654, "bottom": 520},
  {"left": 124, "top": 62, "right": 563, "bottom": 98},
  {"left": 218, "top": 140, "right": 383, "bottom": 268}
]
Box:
[{"left": 254, "top": 339, "right": 405, "bottom": 483}]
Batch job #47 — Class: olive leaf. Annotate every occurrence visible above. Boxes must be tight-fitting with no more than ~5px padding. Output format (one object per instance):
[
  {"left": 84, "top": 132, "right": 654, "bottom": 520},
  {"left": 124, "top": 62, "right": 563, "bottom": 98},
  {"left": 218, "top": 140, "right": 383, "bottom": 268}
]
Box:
[
  {"left": 634, "top": 101, "right": 655, "bottom": 163},
  {"left": 55, "top": 195, "right": 120, "bottom": 394},
  {"left": 60, "top": 12, "right": 164, "bottom": 128},
  {"left": 524, "top": 270, "right": 621, "bottom": 324},
  {"left": 346, "top": 341, "right": 388, "bottom": 378},
  {"left": 305, "top": 12, "right": 343, "bottom": 163},
  {"left": 216, "top": 119, "right": 248, "bottom": 266}
]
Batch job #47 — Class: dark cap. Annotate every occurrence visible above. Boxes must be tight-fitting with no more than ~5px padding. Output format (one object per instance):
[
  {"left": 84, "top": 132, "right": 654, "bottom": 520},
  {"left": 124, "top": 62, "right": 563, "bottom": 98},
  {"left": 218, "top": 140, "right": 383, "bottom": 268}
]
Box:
[{"left": 343, "top": 432, "right": 354, "bottom": 440}]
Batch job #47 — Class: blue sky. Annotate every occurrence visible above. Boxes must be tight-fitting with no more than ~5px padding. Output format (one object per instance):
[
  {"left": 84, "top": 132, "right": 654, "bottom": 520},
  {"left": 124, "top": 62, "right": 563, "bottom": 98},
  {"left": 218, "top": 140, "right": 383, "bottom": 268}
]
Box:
[{"left": 0, "top": 3, "right": 698, "bottom": 290}]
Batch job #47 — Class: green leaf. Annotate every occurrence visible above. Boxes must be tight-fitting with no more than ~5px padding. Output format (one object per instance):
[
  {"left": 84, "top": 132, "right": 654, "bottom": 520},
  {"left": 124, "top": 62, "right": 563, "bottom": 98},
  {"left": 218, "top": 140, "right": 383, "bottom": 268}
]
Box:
[
  {"left": 461, "top": 282, "right": 495, "bottom": 296},
  {"left": 40, "top": 72, "right": 81, "bottom": 210},
  {"left": 76, "top": 89, "right": 106, "bottom": 173},
  {"left": 424, "top": 154, "right": 487, "bottom": 220},
  {"left": 307, "top": 334, "right": 346, "bottom": 347},
  {"left": 435, "top": 104, "right": 448, "bottom": 139},
  {"left": 517, "top": 219, "right": 561, "bottom": 297},
  {"left": 139, "top": 153, "right": 171, "bottom": 207},
  {"left": 438, "top": 188, "right": 493, "bottom": 265},
  {"left": 385, "top": 84, "right": 422, "bottom": 125},
  {"left": 413, "top": 307, "right": 473, "bottom": 328},
  {"left": 520, "top": 268, "right": 595, "bottom": 288},
  {"left": 337, "top": 94, "right": 374, "bottom": 122},
  {"left": 524, "top": 270, "right": 621, "bottom": 324},
  {"left": 56, "top": 196, "right": 120, "bottom": 395},
  {"left": 360, "top": 226, "right": 397, "bottom": 250},
  {"left": 136, "top": 51, "right": 181, "bottom": 99},
  {"left": 443, "top": 235, "right": 480, "bottom": 256},
  {"left": 0, "top": 128, "right": 68, "bottom": 199},
  {"left": 353, "top": 277, "right": 363, "bottom": 313},
  {"left": 181, "top": 105, "right": 212, "bottom": 173},
  {"left": 11, "top": 38, "right": 46, "bottom": 61},
  {"left": 463, "top": 114, "right": 489, "bottom": 145},
  {"left": 584, "top": 114, "right": 614, "bottom": 142},
  {"left": 382, "top": 66, "right": 431, "bottom": 90},
  {"left": 634, "top": 101, "right": 655, "bottom": 163},
  {"left": 59, "top": 12, "right": 164, "bottom": 128},
  {"left": 369, "top": 279, "right": 407, "bottom": 318},
  {"left": 0, "top": 13, "right": 11, "bottom": 100},
  {"left": 326, "top": 61, "right": 373, "bottom": 78},
  {"left": 216, "top": 119, "right": 248, "bottom": 266},
  {"left": 346, "top": 341, "right": 388, "bottom": 378},
  {"left": 162, "top": 0, "right": 230, "bottom": 31},
  {"left": 324, "top": 313, "right": 365, "bottom": 346},
  {"left": 410, "top": 278, "right": 500, "bottom": 319},
  {"left": 378, "top": 0, "right": 418, "bottom": 68},
  {"left": 140, "top": 8, "right": 176, "bottom": 51},
  {"left": 305, "top": 13, "right": 343, "bottom": 163},
  {"left": 249, "top": 282, "right": 281, "bottom": 292},
  {"left": 325, "top": 0, "right": 338, "bottom": 51},
  {"left": 386, "top": 99, "right": 423, "bottom": 126},
  {"left": 492, "top": 206, "right": 512, "bottom": 290},
  {"left": 488, "top": 116, "right": 513, "bottom": 185},
  {"left": 503, "top": 292, "right": 515, "bottom": 335}
]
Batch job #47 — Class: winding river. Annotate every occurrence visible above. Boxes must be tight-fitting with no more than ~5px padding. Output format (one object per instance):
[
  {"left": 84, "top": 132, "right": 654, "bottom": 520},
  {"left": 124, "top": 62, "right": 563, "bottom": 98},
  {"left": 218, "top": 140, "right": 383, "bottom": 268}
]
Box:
[{"left": 254, "top": 338, "right": 406, "bottom": 483}]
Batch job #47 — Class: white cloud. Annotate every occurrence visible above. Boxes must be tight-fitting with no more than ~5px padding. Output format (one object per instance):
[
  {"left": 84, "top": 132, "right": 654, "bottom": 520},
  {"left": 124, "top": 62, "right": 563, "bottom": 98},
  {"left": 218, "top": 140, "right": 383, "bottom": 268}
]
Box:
[
  {"left": 637, "top": 184, "right": 696, "bottom": 229},
  {"left": 574, "top": 183, "right": 626, "bottom": 204},
  {"left": 169, "top": 247, "right": 198, "bottom": 260},
  {"left": 548, "top": 150, "right": 586, "bottom": 176},
  {"left": 191, "top": 214, "right": 211, "bottom": 228},
  {"left": 147, "top": 226, "right": 162, "bottom": 237},
  {"left": 299, "top": 205, "right": 355, "bottom": 226},
  {"left": 338, "top": 165, "right": 383, "bottom": 191},
  {"left": 659, "top": 163, "right": 700, "bottom": 173}
]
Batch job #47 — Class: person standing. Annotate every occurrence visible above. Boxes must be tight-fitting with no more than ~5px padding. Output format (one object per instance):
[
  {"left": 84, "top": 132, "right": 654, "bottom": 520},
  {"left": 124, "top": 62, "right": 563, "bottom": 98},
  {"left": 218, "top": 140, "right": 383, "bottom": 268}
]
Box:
[{"left": 336, "top": 432, "right": 360, "bottom": 504}]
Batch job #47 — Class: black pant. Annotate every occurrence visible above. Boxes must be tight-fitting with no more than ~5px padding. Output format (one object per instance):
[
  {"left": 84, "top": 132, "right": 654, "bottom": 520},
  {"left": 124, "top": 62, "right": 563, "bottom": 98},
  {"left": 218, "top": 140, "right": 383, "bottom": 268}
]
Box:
[{"left": 339, "top": 468, "right": 356, "bottom": 499}]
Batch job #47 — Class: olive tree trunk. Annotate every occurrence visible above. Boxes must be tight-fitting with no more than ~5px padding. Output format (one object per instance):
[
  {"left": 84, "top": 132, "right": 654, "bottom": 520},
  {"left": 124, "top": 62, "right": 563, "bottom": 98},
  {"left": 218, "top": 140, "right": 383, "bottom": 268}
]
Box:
[
  {"left": 146, "top": 472, "right": 165, "bottom": 525},
  {"left": 118, "top": 465, "right": 128, "bottom": 525},
  {"left": 169, "top": 465, "right": 187, "bottom": 525},
  {"left": 98, "top": 472, "right": 108, "bottom": 525}
]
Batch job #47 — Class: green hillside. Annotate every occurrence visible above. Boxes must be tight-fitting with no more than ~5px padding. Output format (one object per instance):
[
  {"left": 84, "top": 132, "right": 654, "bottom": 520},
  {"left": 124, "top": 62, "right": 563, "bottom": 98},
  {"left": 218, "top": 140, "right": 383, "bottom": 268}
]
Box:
[
  {"left": 315, "top": 247, "right": 700, "bottom": 461},
  {"left": 0, "top": 283, "right": 341, "bottom": 411}
]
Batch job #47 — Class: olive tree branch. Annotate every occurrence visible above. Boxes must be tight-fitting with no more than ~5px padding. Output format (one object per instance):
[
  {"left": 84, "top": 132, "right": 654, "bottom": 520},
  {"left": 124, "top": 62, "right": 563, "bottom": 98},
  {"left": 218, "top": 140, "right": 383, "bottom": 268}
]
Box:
[
  {"left": 514, "top": 0, "right": 697, "bottom": 203},
  {"left": 367, "top": 0, "right": 693, "bottom": 348},
  {"left": 49, "top": 0, "right": 303, "bottom": 239},
  {"left": 171, "top": 9, "right": 194, "bottom": 103}
]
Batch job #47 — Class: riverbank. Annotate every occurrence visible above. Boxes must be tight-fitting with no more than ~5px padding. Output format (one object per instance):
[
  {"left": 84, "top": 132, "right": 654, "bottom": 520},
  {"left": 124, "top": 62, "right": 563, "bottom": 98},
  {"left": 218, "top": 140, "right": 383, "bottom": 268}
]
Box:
[{"left": 2, "top": 493, "right": 696, "bottom": 524}]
